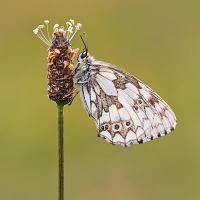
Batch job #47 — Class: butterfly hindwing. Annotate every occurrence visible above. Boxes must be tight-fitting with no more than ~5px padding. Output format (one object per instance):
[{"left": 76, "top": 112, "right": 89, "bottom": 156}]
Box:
[{"left": 78, "top": 60, "right": 176, "bottom": 147}]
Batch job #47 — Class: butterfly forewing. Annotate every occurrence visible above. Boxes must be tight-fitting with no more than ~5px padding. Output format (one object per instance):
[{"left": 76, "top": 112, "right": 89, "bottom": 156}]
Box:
[{"left": 76, "top": 59, "right": 176, "bottom": 147}]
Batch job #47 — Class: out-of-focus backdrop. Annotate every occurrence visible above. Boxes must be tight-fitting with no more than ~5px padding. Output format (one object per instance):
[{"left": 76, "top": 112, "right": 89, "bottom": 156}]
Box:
[{"left": 0, "top": 0, "right": 199, "bottom": 199}]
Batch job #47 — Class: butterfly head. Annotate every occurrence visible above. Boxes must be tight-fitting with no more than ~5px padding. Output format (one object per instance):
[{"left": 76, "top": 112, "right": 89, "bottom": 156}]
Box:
[
  {"left": 77, "top": 34, "right": 95, "bottom": 63},
  {"left": 74, "top": 34, "right": 96, "bottom": 84},
  {"left": 77, "top": 48, "right": 88, "bottom": 61},
  {"left": 77, "top": 49, "right": 94, "bottom": 63},
  {"left": 75, "top": 49, "right": 93, "bottom": 84}
]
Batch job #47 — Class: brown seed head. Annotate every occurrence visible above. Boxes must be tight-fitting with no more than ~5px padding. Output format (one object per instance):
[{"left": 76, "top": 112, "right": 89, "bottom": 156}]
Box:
[
  {"left": 47, "top": 31, "right": 76, "bottom": 105},
  {"left": 33, "top": 19, "right": 82, "bottom": 105}
]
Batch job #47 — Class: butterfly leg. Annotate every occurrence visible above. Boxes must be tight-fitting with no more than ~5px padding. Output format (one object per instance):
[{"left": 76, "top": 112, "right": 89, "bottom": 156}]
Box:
[{"left": 68, "top": 89, "right": 79, "bottom": 105}]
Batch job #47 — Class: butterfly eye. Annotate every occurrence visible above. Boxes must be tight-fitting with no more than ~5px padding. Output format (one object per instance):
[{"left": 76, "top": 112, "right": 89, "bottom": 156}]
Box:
[{"left": 80, "top": 50, "right": 87, "bottom": 59}]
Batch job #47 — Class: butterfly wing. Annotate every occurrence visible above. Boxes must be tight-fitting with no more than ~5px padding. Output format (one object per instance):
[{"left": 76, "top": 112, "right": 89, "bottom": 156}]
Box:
[{"left": 79, "top": 61, "right": 177, "bottom": 147}]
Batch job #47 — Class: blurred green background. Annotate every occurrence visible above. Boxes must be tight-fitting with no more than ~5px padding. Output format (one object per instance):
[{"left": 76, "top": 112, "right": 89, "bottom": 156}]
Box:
[{"left": 0, "top": 0, "right": 200, "bottom": 199}]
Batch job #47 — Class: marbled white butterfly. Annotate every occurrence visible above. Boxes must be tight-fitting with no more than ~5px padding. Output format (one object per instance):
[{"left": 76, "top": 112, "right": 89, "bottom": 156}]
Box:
[{"left": 74, "top": 38, "right": 177, "bottom": 147}]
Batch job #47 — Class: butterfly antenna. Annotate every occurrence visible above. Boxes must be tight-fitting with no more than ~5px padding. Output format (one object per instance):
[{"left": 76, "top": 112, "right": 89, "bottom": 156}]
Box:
[{"left": 80, "top": 32, "right": 88, "bottom": 52}]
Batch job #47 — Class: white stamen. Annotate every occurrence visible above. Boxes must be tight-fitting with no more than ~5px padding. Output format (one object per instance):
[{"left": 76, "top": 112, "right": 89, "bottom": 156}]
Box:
[
  {"left": 69, "top": 29, "right": 78, "bottom": 40},
  {"left": 44, "top": 20, "right": 51, "bottom": 41},
  {"left": 69, "top": 19, "right": 75, "bottom": 24},
  {"left": 77, "top": 23, "right": 82, "bottom": 29},
  {"left": 39, "top": 27, "right": 50, "bottom": 44},
  {"left": 66, "top": 21, "right": 72, "bottom": 26},
  {"left": 37, "top": 34, "right": 50, "bottom": 45},
  {"left": 66, "top": 26, "right": 73, "bottom": 38},
  {"left": 69, "top": 23, "right": 82, "bottom": 40},
  {"left": 38, "top": 24, "right": 45, "bottom": 29},
  {"left": 33, "top": 28, "right": 39, "bottom": 34},
  {"left": 59, "top": 28, "right": 65, "bottom": 32},
  {"left": 75, "top": 23, "right": 82, "bottom": 30},
  {"left": 44, "top": 20, "right": 49, "bottom": 24},
  {"left": 64, "top": 19, "right": 82, "bottom": 41},
  {"left": 33, "top": 27, "right": 49, "bottom": 45},
  {"left": 33, "top": 19, "right": 82, "bottom": 45},
  {"left": 53, "top": 24, "right": 59, "bottom": 29},
  {"left": 67, "top": 26, "right": 73, "bottom": 33}
]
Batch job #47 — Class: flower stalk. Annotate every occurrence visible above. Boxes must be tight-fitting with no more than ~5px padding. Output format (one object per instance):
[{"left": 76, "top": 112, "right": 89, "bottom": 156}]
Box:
[{"left": 57, "top": 103, "right": 64, "bottom": 200}]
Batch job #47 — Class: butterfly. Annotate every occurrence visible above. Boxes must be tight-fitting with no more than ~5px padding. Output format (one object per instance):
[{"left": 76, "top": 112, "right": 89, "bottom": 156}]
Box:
[{"left": 74, "top": 39, "right": 177, "bottom": 147}]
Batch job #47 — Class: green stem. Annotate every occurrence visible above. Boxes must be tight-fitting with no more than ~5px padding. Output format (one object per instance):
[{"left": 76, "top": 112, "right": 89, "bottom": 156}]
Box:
[{"left": 57, "top": 103, "right": 64, "bottom": 200}]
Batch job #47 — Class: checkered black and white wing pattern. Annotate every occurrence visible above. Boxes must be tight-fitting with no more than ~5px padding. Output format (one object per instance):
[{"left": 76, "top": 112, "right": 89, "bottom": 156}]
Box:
[{"left": 79, "top": 61, "right": 176, "bottom": 147}]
